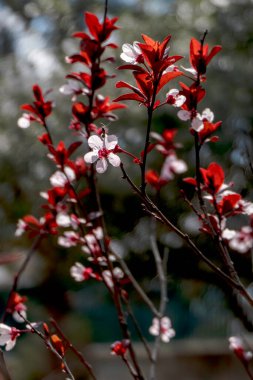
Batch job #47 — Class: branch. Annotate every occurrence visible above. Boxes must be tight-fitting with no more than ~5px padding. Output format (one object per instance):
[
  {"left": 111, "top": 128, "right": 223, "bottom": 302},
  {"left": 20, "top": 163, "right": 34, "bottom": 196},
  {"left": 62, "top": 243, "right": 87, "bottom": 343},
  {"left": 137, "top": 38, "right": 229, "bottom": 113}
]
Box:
[
  {"left": 0, "top": 350, "right": 12, "bottom": 380},
  {"left": 112, "top": 250, "right": 161, "bottom": 318},
  {"left": 2, "top": 235, "right": 42, "bottom": 322},
  {"left": 149, "top": 220, "right": 168, "bottom": 380},
  {"left": 120, "top": 163, "right": 253, "bottom": 306}
]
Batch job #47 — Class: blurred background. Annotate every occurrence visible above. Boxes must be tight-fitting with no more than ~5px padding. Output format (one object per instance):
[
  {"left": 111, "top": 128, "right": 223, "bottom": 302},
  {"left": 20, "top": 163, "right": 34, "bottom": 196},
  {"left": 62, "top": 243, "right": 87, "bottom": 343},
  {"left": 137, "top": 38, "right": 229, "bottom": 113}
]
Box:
[{"left": 1, "top": 0, "right": 253, "bottom": 378}]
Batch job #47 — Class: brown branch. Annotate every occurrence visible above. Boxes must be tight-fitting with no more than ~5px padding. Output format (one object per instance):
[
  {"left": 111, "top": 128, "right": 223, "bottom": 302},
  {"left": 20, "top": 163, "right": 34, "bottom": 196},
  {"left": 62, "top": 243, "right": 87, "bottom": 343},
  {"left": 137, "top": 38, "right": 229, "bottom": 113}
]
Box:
[
  {"left": 0, "top": 350, "right": 12, "bottom": 380},
  {"left": 2, "top": 235, "right": 42, "bottom": 322},
  {"left": 120, "top": 163, "right": 253, "bottom": 307},
  {"left": 149, "top": 220, "right": 168, "bottom": 380},
  {"left": 50, "top": 319, "right": 97, "bottom": 380}
]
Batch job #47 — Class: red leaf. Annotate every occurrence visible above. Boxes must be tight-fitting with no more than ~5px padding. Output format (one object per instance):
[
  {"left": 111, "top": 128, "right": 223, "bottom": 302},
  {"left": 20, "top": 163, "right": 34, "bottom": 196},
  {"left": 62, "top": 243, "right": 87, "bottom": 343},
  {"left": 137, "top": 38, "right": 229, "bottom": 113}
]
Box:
[
  {"left": 117, "top": 64, "right": 146, "bottom": 73},
  {"left": 85, "top": 12, "right": 100, "bottom": 40},
  {"left": 113, "top": 93, "right": 145, "bottom": 103},
  {"left": 157, "top": 71, "right": 182, "bottom": 93}
]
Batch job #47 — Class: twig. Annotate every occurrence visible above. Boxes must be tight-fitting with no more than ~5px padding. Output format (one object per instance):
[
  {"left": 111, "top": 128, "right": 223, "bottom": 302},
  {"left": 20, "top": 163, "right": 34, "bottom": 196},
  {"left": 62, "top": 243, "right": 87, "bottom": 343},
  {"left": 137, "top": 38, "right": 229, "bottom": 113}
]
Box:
[
  {"left": 112, "top": 250, "right": 161, "bottom": 318},
  {"left": 23, "top": 318, "right": 76, "bottom": 380},
  {"left": 149, "top": 220, "right": 168, "bottom": 380},
  {"left": 50, "top": 319, "right": 97, "bottom": 380},
  {"left": 123, "top": 298, "right": 153, "bottom": 362},
  {"left": 120, "top": 163, "right": 253, "bottom": 306},
  {"left": 0, "top": 350, "right": 12, "bottom": 380},
  {"left": 2, "top": 235, "right": 42, "bottom": 322}
]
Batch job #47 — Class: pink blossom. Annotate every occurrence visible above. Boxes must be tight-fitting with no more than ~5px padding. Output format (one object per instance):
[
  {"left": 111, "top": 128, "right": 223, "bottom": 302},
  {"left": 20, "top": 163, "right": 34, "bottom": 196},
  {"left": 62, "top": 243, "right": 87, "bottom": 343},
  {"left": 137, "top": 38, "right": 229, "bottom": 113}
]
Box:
[
  {"left": 56, "top": 213, "right": 86, "bottom": 229},
  {"left": 15, "top": 219, "right": 28, "bottom": 237},
  {"left": 120, "top": 42, "right": 142, "bottom": 64},
  {"left": 229, "top": 336, "right": 253, "bottom": 362},
  {"left": 223, "top": 227, "right": 253, "bottom": 254},
  {"left": 149, "top": 316, "right": 175, "bottom": 343},
  {"left": 58, "top": 231, "right": 82, "bottom": 248},
  {"left": 102, "top": 267, "right": 124, "bottom": 289},
  {"left": 177, "top": 108, "right": 214, "bottom": 132},
  {"left": 59, "top": 79, "right": 88, "bottom": 101},
  {"left": 17, "top": 113, "right": 32, "bottom": 129},
  {"left": 111, "top": 339, "right": 130, "bottom": 356},
  {"left": 166, "top": 89, "right": 186, "bottom": 107},
  {"left": 160, "top": 154, "right": 187, "bottom": 181},
  {"left": 70, "top": 262, "right": 99, "bottom": 281},
  {"left": 0, "top": 324, "right": 20, "bottom": 351},
  {"left": 50, "top": 167, "right": 76, "bottom": 187},
  {"left": 84, "top": 134, "right": 121, "bottom": 174}
]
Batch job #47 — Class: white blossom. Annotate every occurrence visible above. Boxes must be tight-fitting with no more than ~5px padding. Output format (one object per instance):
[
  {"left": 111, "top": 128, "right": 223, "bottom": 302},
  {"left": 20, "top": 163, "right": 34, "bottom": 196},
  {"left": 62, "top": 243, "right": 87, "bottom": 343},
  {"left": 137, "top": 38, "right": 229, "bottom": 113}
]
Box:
[
  {"left": 50, "top": 167, "right": 76, "bottom": 187},
  {"left": 0, "top": 324, "right": 20, "bottom": 351},
  {"left": 84, "top": 134, "right": 121, "bottom": 174},
  {"left": 15, "top": 219, "right": 27, "bottom": 237},
  {"left": 58, "top": 231, "right": 81, "bottom": 248},
  {"left": 102, "top": 267, "right": 124, "bottom": 289},
  {"left": 149, "top": 317, "right": 175, "bottom": 343},
  {"left": 17, "top": 113, "right": 31, "bottom": 129},
  {"left": 120, "top": 42, "right": 142, "bottom": 64},
  {"left": 160, "top": 154, "right": 187, "bottom": 181},
  {"left": 166, "top": 89, "right": 186, "bottom": 107}
]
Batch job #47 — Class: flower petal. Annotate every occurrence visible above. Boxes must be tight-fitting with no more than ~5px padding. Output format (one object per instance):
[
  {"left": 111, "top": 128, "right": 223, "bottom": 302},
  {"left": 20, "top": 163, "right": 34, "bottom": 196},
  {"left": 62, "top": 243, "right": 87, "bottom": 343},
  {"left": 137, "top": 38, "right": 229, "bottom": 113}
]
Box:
[
  {"left": 96, "top": 158, "right": 108, "bottom": 173},
  {"left": 84, "top": 151, "right": 98, "bottom": 164},
  {"left": 5, "top": 339, "right": 16, "bottom": 351},
  {"left": 108, "top": 153, "right": 121, "bottom": 167},
  {"left": 88, "top": 135, "right": 103, "bottom": 149},
  {"left": 105, "top": 134, "right": 118, "bottom": 150},
  {"left": 177, "top": 110, "right": 190, "bottom": 121}
]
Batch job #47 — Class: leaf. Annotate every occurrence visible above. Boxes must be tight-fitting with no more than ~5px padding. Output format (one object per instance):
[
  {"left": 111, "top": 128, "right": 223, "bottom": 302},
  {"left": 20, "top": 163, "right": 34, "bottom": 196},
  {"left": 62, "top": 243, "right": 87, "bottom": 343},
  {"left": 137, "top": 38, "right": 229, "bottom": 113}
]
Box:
[
  {"left": 157, "top": 71, "right": 182, "bottom": 93},
  {"left": 113, "top": 93, "right": 145, "bottom": 103}
]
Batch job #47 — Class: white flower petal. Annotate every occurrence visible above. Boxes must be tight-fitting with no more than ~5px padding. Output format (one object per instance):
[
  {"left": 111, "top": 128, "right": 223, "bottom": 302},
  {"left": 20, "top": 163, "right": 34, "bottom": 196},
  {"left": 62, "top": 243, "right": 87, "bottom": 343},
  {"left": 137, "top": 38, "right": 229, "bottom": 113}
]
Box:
[
  {"left": 120, "top": 52, "right": 135, "bottom": 63},
  {"left": 191, "top": 117, "right": 204, "bottom": 132},
  {"left": 105, "top": 134, "right": 118, "bottom": 150},
  {"left": 17, "top": 115, "right": 30, "bottom": 129},
  {"left": 181, "top": 66, "right": 197, "bottom": 76},
  {"left": 177, "top": 110, "right": 190, "bottom": 121},
  {"left": 64, "top": 166, "right": 76, "bottom": 182},
  {"left": 202, "top": 108, "right": 214, "bottom": 122},
  {"left": 70, "top": 262, "right": 85, "bottom": 281},
  {"left": 174, "top": 95, "right": 186, "bottom": 107},
  {"left": 108, "top": 153, "right": 121, "bottom": 167},
  {"left": 222, "top": 229, "right": 236, "bottom": 240},
  {"left": 166, "top": 89, "right": 179, "bottom": 97},
  {"left": 50, "top": 171, "right": 67, "bottom": 187},
  {"left": 56, "top": 213, "right": 71, "bottom": 227},
  {"left": 96, "top": 158, "right": 108, "bottom": 173},
  {"left": 84, "top": 151, "right": 98, "bottom": 164},
  {"left": 5, "top": 339, "right": 16, "bottom": 351},
  {"left": 88, "top": 135, "right": 103, "bottom": 150},
  {"left": 13, "top": 310, "right": 26, "bottom": 323}
]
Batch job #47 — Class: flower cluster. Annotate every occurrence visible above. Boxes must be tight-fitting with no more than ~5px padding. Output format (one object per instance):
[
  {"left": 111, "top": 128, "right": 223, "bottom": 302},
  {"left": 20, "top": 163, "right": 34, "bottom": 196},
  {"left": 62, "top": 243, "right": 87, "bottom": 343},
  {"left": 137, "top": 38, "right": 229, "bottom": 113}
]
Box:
[
  {"left": 9, "top": 4, "right": 253, "bottom": 380},
  {"left": 184, "top": 162, "right": 253, "bottom": 253},
  {"left": 149, "top": 317, "right": 175, "bottom": 343}
]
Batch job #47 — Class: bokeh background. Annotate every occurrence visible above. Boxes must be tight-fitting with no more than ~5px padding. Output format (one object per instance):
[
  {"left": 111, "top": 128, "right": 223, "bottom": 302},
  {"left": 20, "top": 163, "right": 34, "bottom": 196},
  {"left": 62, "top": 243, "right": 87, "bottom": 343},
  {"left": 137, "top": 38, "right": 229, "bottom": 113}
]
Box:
[{"left": 1, "top": 0, "right": 253, "bottom": 378}]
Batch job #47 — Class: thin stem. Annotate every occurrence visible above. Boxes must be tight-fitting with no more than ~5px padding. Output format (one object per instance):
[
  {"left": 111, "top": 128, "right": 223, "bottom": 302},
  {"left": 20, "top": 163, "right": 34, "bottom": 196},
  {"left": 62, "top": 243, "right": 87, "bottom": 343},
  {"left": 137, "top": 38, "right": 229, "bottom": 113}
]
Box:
[
  {"left": 140, "top": 78, "right": 160, "bottom": 195},
  {"left": 141, "top": 107, "right": 154, "bottom": 194},
  {"left": 120, "top": 163, "right": 253, "bottom": 306},
  {"left": 149, "top": 220, "right": 168, "bottom": 380},
  {"left": 2, "top": 235, "right": 42, "bottom": 322},
  {"left": 112, "top": 284, "right": 146, "bottom": 380},
  {"left": 0, "top": 350, "right": 12, "bottom": 380},
  {"left": 243, "top": 362, "right": 253, "bottom": 380},
  {"left": 194, "top": 133, "right": 204, "bottom": 207},
  {"left": 123, "top": 299, "right": 153, "bottom": 362},
  {"left": 50, "top": 319, "right": 97, "bottom": 380},
  {"left": 103, "top": 0, "right": 108, "bottom": 26},
  {"left": 112, "top": 250, "right": 161, "bottom": 318},
  {"left": 24, "top": 319, "right": 75, "bottom": 380}
]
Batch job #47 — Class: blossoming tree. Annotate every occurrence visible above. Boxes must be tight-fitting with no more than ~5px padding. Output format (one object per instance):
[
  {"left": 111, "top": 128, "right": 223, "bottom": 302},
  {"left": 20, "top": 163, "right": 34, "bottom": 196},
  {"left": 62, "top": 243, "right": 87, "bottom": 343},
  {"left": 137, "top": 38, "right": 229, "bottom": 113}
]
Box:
[{"left": 1, "top": 0, "right": 253, "bottom": 379}]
